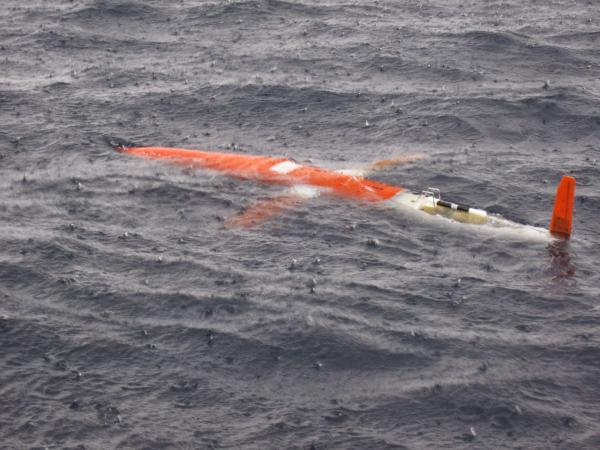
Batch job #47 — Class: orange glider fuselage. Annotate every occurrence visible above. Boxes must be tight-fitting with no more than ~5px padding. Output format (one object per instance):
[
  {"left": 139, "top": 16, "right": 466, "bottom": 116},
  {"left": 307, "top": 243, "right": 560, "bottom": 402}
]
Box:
[{"left": 119, "top": 146, "right": 404, "bottom": 202}]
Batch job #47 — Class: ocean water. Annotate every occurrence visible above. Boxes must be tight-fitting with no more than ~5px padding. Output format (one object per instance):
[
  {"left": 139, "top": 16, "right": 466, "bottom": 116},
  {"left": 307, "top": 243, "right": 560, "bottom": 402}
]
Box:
[{"left": 1, "top": 0, "right": 599, "bottom": 449}]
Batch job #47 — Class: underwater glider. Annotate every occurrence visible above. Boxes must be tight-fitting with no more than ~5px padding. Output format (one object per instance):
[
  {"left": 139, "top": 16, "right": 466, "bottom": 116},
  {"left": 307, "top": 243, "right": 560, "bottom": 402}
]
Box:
[{"left": 116, "top": 145, "right": 575, "bottom": 239}]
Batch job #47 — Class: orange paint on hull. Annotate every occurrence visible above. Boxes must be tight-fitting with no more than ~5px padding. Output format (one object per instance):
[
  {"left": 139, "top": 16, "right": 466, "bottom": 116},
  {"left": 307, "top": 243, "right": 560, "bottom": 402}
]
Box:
[
  {"left": 120, "top": 146, "right": 404, "bottom": 202},
  {"left": 549, "top": 175, "right": 576, "bottom": 237}
]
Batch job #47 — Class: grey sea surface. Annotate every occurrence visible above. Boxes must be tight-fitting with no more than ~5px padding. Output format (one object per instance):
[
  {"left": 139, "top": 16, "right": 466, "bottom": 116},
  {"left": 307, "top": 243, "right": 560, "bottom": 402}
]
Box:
[{"left": 1, "top": 0, "right": 600, "bottom": 449}]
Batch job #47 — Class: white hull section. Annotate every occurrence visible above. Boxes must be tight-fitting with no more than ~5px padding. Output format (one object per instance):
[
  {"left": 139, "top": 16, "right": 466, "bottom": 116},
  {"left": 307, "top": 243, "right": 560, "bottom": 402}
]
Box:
[{"left": 389, "top": 192, "right": 552, "bottom": 243}]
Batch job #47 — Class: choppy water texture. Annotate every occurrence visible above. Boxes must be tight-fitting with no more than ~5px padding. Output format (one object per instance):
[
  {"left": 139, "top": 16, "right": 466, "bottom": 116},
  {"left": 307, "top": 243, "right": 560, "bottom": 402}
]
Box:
[{"left": 1, "top": 0, "right": 600, "bottom": 449}]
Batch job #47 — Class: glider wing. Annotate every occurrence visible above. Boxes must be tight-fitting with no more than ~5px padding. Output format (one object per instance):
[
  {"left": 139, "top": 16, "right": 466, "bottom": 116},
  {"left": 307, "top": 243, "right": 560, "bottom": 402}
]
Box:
[{"left": 225, "top": 185, "right": 320, "bottom": 229}]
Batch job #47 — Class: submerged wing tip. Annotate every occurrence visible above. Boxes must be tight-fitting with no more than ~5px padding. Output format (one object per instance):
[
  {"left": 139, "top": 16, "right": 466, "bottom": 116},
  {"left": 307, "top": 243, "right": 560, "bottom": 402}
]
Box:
[
  {"left": 365, "top": 152, "right": 430, "bottom": 173},
  {"left": 224, "top": 192, "right": 311, "bottom": 229}
]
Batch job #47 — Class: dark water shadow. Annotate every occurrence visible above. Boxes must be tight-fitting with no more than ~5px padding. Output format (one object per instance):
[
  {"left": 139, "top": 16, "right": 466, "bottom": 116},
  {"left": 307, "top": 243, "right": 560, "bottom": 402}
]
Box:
[{"left": 545, "top": 238, "right": 576, "bottom": 284}]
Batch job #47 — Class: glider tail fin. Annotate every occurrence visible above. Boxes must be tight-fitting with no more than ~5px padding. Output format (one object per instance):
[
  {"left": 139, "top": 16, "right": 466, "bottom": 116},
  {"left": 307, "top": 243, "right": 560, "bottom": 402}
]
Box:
[{"left": 549, "top": 175, "right": 576, "bottom": 238}]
